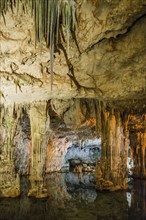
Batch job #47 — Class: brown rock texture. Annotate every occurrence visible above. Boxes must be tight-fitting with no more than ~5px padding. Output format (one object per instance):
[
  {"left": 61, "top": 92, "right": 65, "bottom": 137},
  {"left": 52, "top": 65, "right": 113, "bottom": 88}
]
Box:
[
  {"left": 0, "top": 107, "right": 20, "bottom": 197},
  {"left": 95, "top": 106, "right": 129, "bottom": 190},
  {"left": 129, "top": 114, "right": 146, "bottom": 179},
  {"left": 28, "top": 101, "right": 50, "bottom": 198}
]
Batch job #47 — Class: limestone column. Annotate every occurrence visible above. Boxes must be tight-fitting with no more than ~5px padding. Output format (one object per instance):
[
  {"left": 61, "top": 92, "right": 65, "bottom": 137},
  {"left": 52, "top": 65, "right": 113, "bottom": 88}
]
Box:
[
  {"left": 129, "top": 114, "right": 146, "bottom": 179},
  {"left": 0, "top": 107, "right": 20, "bottom": 197},
  {"left": 140, "top": 132, "right": 146, "bottom": 178},
  {"left": 131, "top": 131, "right": 146, "bottom": 179},
  {"left": 28, "top": 101, "right": 50, "bottom": 198},
  {"left": 95, "top": 109, "right": 129, "bottom": 190}
]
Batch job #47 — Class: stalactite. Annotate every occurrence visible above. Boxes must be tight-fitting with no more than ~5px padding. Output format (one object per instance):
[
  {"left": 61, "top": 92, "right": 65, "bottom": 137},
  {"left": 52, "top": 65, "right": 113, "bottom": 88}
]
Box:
[
  {"left": 0, "top": 105, "right": 5, "bottom": 126},
  {"left": 75, "top": 99, "right": 82, "bottom": 127},
  {"left": 93, "top": 99, "right": 102, "bottom": 137},
  {"left": 129, "top": 114, "right": 146, "bottom": 179},
  {"left": 95, "top": 105, "right": 129, "bottom": 190},
  {"left": 130, "top": 131, "right": 146, "bottom": 179},
  {"left": 0, "top": 105, "right": 21, "bottom": 197}
]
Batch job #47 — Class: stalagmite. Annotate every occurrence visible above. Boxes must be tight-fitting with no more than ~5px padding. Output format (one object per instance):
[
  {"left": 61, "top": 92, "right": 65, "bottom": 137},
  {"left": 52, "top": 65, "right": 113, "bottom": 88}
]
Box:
[{"left": 28, "top": 101, "right": 50, "bottom": 198}]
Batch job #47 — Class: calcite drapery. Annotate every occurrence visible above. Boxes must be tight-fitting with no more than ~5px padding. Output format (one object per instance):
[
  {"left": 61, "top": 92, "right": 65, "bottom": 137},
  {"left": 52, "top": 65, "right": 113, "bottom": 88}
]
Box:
[
  {"left": 95, "top": 108, "right": 129, "bottom": 190},
  {"left": 129, "top": 114, "right": 146, "bottom": 179},
  {"left": 133, "top": 132, "right": 146, "bottom": 178},
  {"left": 28, "top": 101, "right": 50, "bottom": 198},
  {"left": 0, "top": 99, "right": 145, "bottom": 198},
  {"left": 0, "top": 107, "right": 20, "bottom": 197}
]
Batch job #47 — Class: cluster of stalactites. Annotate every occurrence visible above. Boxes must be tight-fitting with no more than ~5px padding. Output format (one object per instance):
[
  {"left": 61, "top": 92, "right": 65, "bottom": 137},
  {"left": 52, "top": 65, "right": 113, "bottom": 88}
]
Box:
[
  {"left": 94, "top": 104, "right": 130, "bottom": 190},
  {"left": 130, "top": 132, "right": 146, "bottom": 179},
  {"left": 0, "top": 104, "right": 23, "bottom": 197}
]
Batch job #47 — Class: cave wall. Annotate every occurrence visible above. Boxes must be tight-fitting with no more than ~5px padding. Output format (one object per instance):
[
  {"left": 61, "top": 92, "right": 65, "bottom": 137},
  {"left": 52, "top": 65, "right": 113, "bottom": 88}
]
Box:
[
  {"left": 0, "top": 0, "right": 146, "bottom": 105},
  {"left": 46, "top": 98, "right": 100, "bottom": 172},
  {"left": 0, "top": 99, "right": 146, "bottom": 197},
  {"left": 0, "top": 0, "right": 146, "bottom": 198}
]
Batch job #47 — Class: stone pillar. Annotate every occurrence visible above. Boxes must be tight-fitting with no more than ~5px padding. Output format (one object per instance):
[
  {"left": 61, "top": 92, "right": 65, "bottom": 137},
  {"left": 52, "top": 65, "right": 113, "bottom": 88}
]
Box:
[
  {"left": 95, "top": 109, "right": 129, "bottom": 190},
  {"left": 130, "top": 131, "right": 146, "bottom": 179},
  {"left": 0, "top": 107, "right": 20, "bottom": 197},
  {"left": 129, "top": 114, "right": 146, "bottom": 179},
  {"left": 28, "top": 101, "right": 50, "bottom": 198}
]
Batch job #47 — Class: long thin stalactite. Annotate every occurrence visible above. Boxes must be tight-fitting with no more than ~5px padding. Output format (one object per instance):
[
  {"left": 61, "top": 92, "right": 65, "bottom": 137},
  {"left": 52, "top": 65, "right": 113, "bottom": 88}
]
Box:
[{"left": 0, "top": 0, "right": 77, "bottom": 90}]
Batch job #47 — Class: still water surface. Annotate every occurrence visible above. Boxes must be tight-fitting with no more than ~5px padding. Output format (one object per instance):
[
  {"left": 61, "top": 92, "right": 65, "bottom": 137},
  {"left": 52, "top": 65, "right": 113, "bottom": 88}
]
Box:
[{"left": 0, "top": 173, "right": 145, "bottom": 220}]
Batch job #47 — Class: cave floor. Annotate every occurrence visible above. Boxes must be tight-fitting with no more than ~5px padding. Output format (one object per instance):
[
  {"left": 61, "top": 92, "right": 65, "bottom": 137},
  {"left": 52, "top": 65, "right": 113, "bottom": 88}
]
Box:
[{"left": 0, "top": 173, "right": 145, "bottom": 220}]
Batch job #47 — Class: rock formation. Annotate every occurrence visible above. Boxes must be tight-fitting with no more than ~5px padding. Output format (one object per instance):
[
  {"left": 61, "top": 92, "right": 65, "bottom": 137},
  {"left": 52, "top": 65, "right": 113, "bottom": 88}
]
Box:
[
  {"left": 0, "top": 0, "right": 146, "bottom": 197},
  {"left": 129, "top": 114, "right": 146, "bottom": 179},
  {"left": 0, "top": 107, "right": 20, "bottom": 197}
]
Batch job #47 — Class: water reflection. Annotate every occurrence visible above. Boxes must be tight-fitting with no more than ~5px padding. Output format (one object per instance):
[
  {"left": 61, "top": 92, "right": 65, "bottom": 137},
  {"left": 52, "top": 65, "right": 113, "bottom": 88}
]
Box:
[
  {"left": 128, "top": 180, "right": 146, "bottom": 220},
  {"left": 0, "top": 173, "right": 145, "bottom": 220}
]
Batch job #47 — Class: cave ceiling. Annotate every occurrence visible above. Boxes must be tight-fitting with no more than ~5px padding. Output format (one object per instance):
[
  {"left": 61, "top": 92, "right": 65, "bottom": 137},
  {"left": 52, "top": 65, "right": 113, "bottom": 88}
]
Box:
[{"left": 0, "top": 0, "right": 146, "bottom": 111}]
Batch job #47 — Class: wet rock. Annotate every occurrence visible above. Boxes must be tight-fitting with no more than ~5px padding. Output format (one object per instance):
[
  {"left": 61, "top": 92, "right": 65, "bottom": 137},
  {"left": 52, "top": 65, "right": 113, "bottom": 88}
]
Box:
[
  {"left": 65, "top": 138, "right": 101, "bottom": 171},
  {"left": 0, "top": 107, "right": 20, "bottom": 198},
  {"left": 14, "top": 113, "right": 31, "bottom": 175},
  {"left": 65, "top": 172, "right": 96, "bottom": 188}
]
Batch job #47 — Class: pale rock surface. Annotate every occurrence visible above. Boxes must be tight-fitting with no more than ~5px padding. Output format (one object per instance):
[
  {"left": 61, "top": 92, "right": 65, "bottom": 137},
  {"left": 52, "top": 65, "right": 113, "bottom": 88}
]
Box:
[
  {"left": 0, "top": 0, "right": 145, "bottom": 106},
  {"left": 46, "top": 128, "right": 101, "bottom": 172}
]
